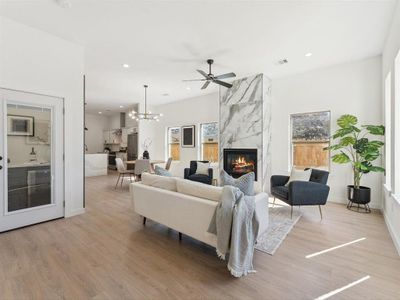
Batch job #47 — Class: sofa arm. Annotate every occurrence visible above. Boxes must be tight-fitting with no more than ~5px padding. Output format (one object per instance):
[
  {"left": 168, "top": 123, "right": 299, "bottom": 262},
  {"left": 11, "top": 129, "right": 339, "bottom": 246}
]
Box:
[
  {"left": 271, "top": 175, "right": 289, "bottom": 188},
  {"left": 208, "top": 168, "right": 213, "bottom": 180},
  {"left": 184, "top": 168, "right": 190, "bottom": 179},
  {"left": 288, "top": 181, "right": 330, "bottom": 206}
]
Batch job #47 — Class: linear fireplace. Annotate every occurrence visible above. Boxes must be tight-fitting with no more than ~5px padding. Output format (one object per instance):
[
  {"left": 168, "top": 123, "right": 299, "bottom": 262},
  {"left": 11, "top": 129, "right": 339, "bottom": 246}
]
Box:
[{"left": 223, "top": 148, "right": 257, "bottom": 181}]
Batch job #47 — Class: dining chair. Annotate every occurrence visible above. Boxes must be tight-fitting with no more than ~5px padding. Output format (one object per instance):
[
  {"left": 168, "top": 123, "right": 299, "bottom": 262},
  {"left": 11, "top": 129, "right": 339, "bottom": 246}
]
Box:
[
  {"left": 165, "top": 157, "right": 173, "bottom": 171},
  {"left": 115, "top": 158, "right": 135, "bottom": 189},
  {"left": 134, "top": 159, "right": 151, "bottom": 180}
]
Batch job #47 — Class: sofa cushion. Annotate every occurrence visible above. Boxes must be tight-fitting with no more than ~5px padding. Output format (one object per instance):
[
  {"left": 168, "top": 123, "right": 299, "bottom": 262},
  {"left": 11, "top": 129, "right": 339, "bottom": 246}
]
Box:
[
  {"left": 141, "top": 172, "right": 177, "bottom": 192},
  {"left": 272, "top": 186, "right": 289, "bottom": 200},
  {"left": 176, "top": 178, "right": 222, "bottom": 202},
  {"left": 220, "top": 170, "right": 255, "bottom": 196},
  {"left": 154, "top": 165, "right": 172, "bottom": 177},
  {"left": 285, "top": 168, "right": 311, "bottom": 186}
]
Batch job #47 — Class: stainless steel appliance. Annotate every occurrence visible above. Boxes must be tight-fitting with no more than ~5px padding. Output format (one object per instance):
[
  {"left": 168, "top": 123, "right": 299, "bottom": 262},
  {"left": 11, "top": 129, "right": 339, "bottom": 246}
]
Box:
[{"left": 127, "top": 133, "right": 138, "bottom": 161}]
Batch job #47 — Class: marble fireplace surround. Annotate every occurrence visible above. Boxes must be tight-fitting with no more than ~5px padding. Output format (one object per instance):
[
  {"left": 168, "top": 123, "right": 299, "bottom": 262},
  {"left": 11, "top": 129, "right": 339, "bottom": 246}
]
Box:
[{"left": 219, "top": 73, "right": 271, "bottom": 192}]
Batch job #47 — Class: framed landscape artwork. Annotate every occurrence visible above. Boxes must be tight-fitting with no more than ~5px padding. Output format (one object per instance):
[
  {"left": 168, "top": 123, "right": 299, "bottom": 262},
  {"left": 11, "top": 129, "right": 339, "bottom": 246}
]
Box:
[{"left": 181, "top": 125, "right": 195, "bottom": 148}]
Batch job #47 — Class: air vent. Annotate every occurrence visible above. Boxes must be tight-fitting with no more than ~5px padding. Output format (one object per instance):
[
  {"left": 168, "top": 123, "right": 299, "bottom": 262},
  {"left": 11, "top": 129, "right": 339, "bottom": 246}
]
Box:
[{"left": 277, "top": 59, "right": 289, "bottom": 65}]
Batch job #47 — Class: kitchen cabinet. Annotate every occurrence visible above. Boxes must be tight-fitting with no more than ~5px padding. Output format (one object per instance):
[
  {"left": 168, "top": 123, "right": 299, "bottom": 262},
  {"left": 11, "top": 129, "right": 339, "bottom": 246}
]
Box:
[{"left": 103, "top": 129, "right": 122, "bottom": 145}]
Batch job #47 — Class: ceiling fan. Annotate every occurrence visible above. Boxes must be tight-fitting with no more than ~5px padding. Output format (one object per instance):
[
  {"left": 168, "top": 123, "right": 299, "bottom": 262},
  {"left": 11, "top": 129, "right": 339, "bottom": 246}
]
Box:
[{"left": 183, "top": 59, "right": 236, "bottom": 89}]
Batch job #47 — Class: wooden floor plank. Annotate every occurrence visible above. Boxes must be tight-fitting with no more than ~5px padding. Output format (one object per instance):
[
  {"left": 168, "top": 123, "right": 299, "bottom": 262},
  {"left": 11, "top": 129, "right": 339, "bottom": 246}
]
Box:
[{"left": 0, "top": 172, "right": 399, "bottom": 299}]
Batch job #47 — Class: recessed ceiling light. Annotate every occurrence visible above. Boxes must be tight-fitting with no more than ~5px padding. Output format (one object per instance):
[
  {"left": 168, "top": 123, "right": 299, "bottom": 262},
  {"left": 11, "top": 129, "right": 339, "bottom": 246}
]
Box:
[
  {"left": 119, "top": 105, "right": 124, "bottom": 108},
  {"left": 98, "top": 112, "right": 102, "bottom": 114},
  {"left": 55, "top": 0, "right": 72, "bottom": 8},
  {"left": 162, "top": 93, "right": 169, "bottom": 96},
  {"left": 122, "top": 64, "right": 130, "bottom": 68},
  {"left": 305, "top": 52, "right": 313, "bottom": 57},
  {"left": 186, "top": 87, "right": 191, "bottom": 90}
]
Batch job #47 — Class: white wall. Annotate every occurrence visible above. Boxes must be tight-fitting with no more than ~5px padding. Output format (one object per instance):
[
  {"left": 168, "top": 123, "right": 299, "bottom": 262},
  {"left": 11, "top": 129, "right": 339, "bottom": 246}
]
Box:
[
  {"left": 0, "top": 17, "right": 85, "bottom": 217},
  {"left": 85, "top": 113, "right": 109, "bottom": 154},
  {"left": 272, "top": 56, "right": 383, "bottom": 208},
  {"left": 147, "top": 93, "right": 219, "bottom": 162},
  {"left": 382, "top": 1, "right": 400, "bottom": 254}
]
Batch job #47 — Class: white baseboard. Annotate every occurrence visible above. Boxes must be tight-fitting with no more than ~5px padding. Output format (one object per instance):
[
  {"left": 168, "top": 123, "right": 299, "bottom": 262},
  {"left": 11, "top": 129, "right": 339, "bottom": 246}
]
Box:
[
  {"left": 65, "top": 207, "right": 86, "bottom": 218},
  {"left": 383, "top": 211, "right": 400, "bottom": 256}
]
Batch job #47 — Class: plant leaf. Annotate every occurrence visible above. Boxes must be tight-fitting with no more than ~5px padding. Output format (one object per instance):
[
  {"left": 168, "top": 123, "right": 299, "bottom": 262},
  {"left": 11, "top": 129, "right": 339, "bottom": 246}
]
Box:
[
  {"left": 368, "top": 140, "right": 384, "bottom": 148},
  {"left": 332, "top": 152, "right": 351, "bottom": 164},
  {"left": 333, "top": 127, "right": 356, "bottom": 139},
  {"left": 363, "top": 125, "right": 385, "bottom": 135},
  {"left": 369, "top": 166, "right": 385, "bottom": 172},
  {"left": 340, "top": 136, "right": 356, "bottom": 146},
  {"left": 337, "top": 114, "right": 358, "bottom": 128},
  {"left": 324, "top": 144, "right": 343, "bottom": 151}
]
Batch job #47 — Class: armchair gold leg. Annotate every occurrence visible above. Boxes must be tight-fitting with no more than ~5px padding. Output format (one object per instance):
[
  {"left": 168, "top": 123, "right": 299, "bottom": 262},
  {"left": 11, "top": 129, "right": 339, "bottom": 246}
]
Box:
[
  {"left": 290, "top": 206, "right": 293, "bottom": 219},
  {"left": 319, "top": 205, "right": 323, "bottom": 220}
]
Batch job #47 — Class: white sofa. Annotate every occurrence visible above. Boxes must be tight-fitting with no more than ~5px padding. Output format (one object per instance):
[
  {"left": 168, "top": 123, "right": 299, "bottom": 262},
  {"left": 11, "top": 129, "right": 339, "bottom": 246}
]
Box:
[{"left": 130, "top": 173, "right": 269, "bottom": 247}]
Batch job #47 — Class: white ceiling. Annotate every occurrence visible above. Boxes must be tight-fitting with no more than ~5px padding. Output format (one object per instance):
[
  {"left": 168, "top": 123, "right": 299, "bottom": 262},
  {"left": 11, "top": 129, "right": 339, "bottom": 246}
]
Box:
[{"left": 0, "top": 0, "right": 396, "bottom": 114}]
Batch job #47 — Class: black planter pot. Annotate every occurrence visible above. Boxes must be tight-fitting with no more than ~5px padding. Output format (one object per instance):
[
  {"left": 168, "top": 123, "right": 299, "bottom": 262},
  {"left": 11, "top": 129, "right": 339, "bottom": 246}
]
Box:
[
  {"left": 347, "top": 185, "right": 371, "bottom": 213},
  {"left": 143, "top": 150, "right": 150, "bottom": 159}
]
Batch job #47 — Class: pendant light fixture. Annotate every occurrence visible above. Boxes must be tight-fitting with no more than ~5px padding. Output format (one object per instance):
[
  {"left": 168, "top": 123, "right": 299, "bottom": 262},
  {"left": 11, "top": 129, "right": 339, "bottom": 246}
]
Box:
[{"left": 129, "top": 85, "right": 162, "bottom": 121}]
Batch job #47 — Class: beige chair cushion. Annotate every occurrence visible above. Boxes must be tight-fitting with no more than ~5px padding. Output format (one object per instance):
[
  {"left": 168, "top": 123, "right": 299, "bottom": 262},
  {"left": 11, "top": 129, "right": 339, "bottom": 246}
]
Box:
[{"left": 285, "top": 168, "right": 312, "bottom": 186}]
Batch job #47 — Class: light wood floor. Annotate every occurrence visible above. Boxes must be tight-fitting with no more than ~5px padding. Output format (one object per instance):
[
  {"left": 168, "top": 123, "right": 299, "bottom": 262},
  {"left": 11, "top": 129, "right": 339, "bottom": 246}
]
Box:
[{"left": 1, "top": 172, "right": 400, "bottom": 300}]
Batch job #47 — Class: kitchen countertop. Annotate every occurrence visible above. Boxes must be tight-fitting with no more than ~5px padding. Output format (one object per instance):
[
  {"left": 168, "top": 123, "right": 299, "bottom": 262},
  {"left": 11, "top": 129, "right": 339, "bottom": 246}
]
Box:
[{"left": 8, "top": 162, "right": 50, "bottom": 169}]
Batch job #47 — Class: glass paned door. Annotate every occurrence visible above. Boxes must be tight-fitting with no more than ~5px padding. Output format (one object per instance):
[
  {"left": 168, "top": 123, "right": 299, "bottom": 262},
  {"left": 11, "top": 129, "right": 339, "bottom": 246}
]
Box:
[{"left": 0, "top": 88, "right": 64, "bottom": 232}]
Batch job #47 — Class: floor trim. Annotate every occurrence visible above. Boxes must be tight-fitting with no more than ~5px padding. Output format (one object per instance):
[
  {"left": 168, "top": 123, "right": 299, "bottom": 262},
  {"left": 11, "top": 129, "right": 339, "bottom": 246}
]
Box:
[{"left": 383, "top": 210, "right": 400, "bottom": 256}]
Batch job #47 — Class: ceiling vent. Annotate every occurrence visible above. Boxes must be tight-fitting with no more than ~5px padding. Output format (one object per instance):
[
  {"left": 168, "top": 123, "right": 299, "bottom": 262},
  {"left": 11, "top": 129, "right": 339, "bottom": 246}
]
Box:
[
  {"left": 55, "top": 0, "right": 72, "bottom": 8},
  {"left": 276, "top": 59, "right": 289, "bottom": 65}
]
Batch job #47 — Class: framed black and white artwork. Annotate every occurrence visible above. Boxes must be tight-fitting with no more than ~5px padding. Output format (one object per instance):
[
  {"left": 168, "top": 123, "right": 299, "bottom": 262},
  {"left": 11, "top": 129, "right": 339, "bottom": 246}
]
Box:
[
  {"left": 7, "top": 115, "right": 34, "bottom": 136},
  {"left": 181, "top": 125, "right": 195, "bottom": 148}
]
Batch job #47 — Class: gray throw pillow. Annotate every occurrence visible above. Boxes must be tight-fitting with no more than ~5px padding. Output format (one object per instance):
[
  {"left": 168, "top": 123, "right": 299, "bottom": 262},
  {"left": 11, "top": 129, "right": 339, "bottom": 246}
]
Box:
[
  {"left": 220, "top": 170, "right": 255, "bottom": 196},
  {"left": 154, "top": 165, "right": 172, "bottom": 177}
]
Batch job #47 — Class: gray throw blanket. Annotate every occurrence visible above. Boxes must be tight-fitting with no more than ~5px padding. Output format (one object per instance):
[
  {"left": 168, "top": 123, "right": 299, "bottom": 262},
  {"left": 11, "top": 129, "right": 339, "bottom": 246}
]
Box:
[{"left": 207, "top": 186, "right": 259, "bottom": 277}]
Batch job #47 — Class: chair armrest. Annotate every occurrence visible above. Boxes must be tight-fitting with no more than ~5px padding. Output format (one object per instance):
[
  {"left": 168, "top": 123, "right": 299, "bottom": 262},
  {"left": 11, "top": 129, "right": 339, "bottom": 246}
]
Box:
[
  {"left": 271, "top": 175, "right": 289, "bottom": 188},
  {"left": 184, "top": 168, "right": 190, "bottom": 179},
  {"left": 208, "top": 168, "right": 213, "bottom": 180},
  {"left": 288, "top": 181, "right": 330, "bottom": 206}
]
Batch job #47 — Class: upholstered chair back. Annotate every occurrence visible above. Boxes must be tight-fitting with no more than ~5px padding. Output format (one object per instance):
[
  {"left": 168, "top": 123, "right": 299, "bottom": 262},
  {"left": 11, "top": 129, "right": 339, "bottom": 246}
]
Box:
[
  {"left": 135, "top": 159, "right": 151, "bottom": 176},
  {"left": 309, "top": 169, "right": 329, "bottom": 185},
  {"left": 115, "top": 158, "right": 126, "bottom": 173}
]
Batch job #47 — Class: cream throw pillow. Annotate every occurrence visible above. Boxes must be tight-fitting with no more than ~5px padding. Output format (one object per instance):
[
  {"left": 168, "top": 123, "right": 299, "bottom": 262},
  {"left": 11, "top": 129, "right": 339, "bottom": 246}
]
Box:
[
  {"left": 195, "top": 161, "right": 210, "bottom": 176},
  {"left": 141, "top": 172, "right": 177, "bottom": 192},
  {"left": 285, "top": 168, "right": 312, "bottom": 186},
  {"left": 176, "top": 178, "right": 223, "bottom": 202}
]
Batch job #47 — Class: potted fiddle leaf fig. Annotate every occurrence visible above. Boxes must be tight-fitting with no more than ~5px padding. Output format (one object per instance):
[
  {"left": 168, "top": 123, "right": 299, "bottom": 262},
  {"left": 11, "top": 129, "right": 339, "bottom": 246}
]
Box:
[{"left": 325, "top": 114, "right": 385, "bottom": 212}]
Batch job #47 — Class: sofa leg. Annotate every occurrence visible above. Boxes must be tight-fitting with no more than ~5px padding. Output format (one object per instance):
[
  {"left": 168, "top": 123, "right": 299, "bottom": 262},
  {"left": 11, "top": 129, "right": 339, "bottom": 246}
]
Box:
[
  {"left": 178, "top": 232, "right": 182, "bottom": 241},
  {"left": 290, "top": 206, "right": 293, "bottom": 219},
  {"left": 318, "top": 205, "right": 323, "bottom": 220},
  {"left": 143, "top": 217, "right": 147, "bottom": 226}
]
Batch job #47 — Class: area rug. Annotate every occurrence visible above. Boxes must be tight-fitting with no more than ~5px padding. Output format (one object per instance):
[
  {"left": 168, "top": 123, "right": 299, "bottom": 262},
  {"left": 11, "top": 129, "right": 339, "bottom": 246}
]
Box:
[{"left": 255, "top": 206, "right": 302, "bottom": 255}]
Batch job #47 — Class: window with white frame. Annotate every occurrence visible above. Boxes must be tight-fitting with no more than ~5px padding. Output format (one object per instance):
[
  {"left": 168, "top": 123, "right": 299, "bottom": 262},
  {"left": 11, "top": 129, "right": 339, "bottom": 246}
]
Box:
[
  {"left": 395, "top": 50, "right": 400, "bottom": 195},
  {"left": 200, "top": 122, "right": 219, "bottom": 162},
  {"left": 167, "top": 127, "right": 180, "bottom": 161},
  {"left": 384, "top": 72, "right": 392, "bottom": 190}
]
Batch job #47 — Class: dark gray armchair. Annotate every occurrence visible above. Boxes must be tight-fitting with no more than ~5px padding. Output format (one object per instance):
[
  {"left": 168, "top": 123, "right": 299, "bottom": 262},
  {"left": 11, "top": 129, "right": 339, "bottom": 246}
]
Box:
[
  {"left": 184, "top": 161, "right": 213, "bottom": 185},
  {"left": 270, "top": 169, "right": 330, "bottom": 219}
]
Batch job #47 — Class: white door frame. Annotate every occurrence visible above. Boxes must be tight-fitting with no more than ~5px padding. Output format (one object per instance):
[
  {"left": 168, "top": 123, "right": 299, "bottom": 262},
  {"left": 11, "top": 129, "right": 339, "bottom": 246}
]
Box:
[{"left": 0, "top": 88, "right": 64, "bottom": 232}]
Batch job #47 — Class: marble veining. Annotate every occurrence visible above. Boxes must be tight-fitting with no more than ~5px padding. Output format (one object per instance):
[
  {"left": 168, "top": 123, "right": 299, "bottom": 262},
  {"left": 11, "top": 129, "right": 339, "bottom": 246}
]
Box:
[{"left": 219, "top": 73, "right": 271, "bottom": 192}]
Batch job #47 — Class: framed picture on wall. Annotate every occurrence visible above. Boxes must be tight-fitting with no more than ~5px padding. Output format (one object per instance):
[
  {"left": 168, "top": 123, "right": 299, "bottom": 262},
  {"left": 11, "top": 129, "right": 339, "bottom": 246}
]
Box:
[
  {"left": 7, "top": 115, "right": 34, "bottom": 136},
  {"left": 181, "top": 125, "right": 195, "bottom": 148}
]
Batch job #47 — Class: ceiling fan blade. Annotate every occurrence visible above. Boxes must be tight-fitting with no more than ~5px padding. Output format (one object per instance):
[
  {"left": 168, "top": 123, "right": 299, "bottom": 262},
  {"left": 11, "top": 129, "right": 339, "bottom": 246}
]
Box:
[
  {"left": 197, "top": 69, "right": 209, "bottom": 78},
  {"left": 213, "top": 79, "right": 233, "bottom": 89},
  {"left": 214, "top": 72, "right": 236, "bottom": 80},
  {"left": 182, "top": 79, "right": 207, "bottom": 82},
  {"left": 201, "top": 81, "right": 210, "bottom": 90}
]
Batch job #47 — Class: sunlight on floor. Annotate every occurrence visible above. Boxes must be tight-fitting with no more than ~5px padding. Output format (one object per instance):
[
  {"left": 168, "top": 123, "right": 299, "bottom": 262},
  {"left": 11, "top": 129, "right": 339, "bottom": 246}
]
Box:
[
  {"left": 305, "top": 237, "right": 366, "bottom": 258},
  {"left": 314, "top": 275, "right": 370, "bottom": 300}
]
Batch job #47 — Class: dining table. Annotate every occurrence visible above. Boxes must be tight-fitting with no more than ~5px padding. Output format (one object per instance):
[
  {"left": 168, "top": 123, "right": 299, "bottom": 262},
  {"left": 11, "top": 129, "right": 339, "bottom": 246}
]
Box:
[{"left": 125, "top": 159, "right": 165, "bottom": 172}]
